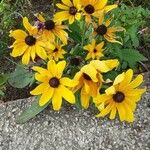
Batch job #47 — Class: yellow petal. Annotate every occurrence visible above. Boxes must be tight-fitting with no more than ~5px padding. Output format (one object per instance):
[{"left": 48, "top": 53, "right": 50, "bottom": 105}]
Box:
[
  {"left": 52, "top": 88, "right": 62, "bottom": 111},
  {"left": 93, "top": 94, "right": 111, "bottom": 104},
  {"left": 75, "top": 13, "right": 81, "bottom": 21},
  {"left": 104, "top": 4, "right": 118, "bottom": 13},
  {"left": 109, "top": 106, "right": 117, "bottom": 120},
  {"left": 123, "top": 102, "right": 134, "bottom": 122},
  {"left": 60, "top": 85, "right": 75, "bottom": 104},
  {"left": 30, "top": 46, "right": 36, "bottom": 61},
  {"left": 36, "top": 46, "right": 47, "bottom": 60},
  {"left": 62, "top": 0, "right": 72, "bottom": 6},
  {"left": 103, "top": 59, "right": 119, "bottom": 71},
  {"left": 60, "top": 77, "right": 78, "bottom": 87},
  {"left": 11, "top": 44, "right": 27, "bottom": 57},
  {"left": 35, "top": 13, "right": 45, "bottom": 22},
  {"left": 119, "top": 69, "right": 133, "bottom": 88},
  {"left": 47, "top": 60, "right": 57, "bottom": 76},
  {"left": 105, "top": 86, "right": 116, "bottom": 95},
  {"left": 129, "top": 74, "right": 144, "bottom": 89},
  {"left": 113, "top": 72, "right": 125, "bottom": 85},
  {"left": 35, "top": 73, "right": 49, "bottom": 82},
  {"left": 32, "top": 66, "right": 51, "bottom": 77},
  {"left": 56, "top": 3, "right": 69, "bottom": 10},
  {"left": 81, "top": 64, "right": 98, "bottom": 82},
  {"left": 81, "top": 87, "right": 90, "bottom": 109},
  {"left": 56, "top": 60, "right": 66, "bottom": 78},
  {"left": 54, "top": 11, "right": 70, "bottom": 22},
  {"left": 22, "top": 48, "right": 30, "bottom": 65},
  {"left": 95, "top": 41, "right": 104, "bottom": 50},
  {"left": 9, "top": 29, "right": 27, "bottom": 39},
  {"left": 39, "top": 88, "right": 54, "bottom": 106},
  {"left": 30, "top": 83, "right": 49, "bottom": 95},
  {"left": 116, "top": 103, "right": 126, "bottom": 121},
  {"left": 95, "top": 0, "right": 107, "bottom": 10},
  {"left": 96, "top": 103, "right": 113, "bottom": 117},
  {"left": 69, "top": 16, "right": 75, "bottom": 24}
]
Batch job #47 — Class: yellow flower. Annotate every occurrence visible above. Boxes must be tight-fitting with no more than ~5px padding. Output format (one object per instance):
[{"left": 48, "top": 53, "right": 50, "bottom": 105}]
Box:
[
  {"left": 54, "top": 0, "right": 81, "bottom": 24},
  {"left": 94, "top": 69, "right": 146, "bottom": 122},
  {"left": 81, "top": 0, "right": 117, "bottom": 23},
  {"left": 83, "top": 39, "right": 104, "bottom": 60},
  {"left": 46, "top": 42, "right": 66, "bottom": 61},
  {"left": 35, "top": 14, "right": 68, "bottom": 44},
  {"left": 73, "top": 59, "right": 119, "bottom": 109},
  {"left": 30, "top": 60, "right": 78, "bottom": 111},
  {"left": 10, "top": 17, "right": 48, "bottom": 65},
  {"left": 93, "top": 15, "right": 125, "bottom": 44}
]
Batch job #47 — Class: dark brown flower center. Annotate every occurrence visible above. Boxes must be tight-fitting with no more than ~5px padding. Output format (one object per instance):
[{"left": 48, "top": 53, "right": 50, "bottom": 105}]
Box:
[
  {"left": 69, "top": 6, "right": 77, "bottom": 15},
  {"left": 45, "top": 20, "right": 55, "bottom": 30},
  {"left": 53, "top": 48, "right": 58, "bottom": 52},
  {"left": 49, "top": 77, "right": 60, "bottom": 88},
  {"left": 70, "top": 57, "right": 81, "bottom": 66},
  {"left": 93, "top": 49, "right": 97, "bottom": 53},
  {"left": 96, "top": 24, "right": 107, "bottom": 35},
  {"left": 113, "top": 91, "right": 125, "bottom": 103},
  {"left": 25, "top": 35, "right": 36, "bottom": 46},
  {"left": 84, "top": 4, "right": 95, "bottom": 14},
  {"left": 83, "top": 73, "right": 92, "bottom": 80}
]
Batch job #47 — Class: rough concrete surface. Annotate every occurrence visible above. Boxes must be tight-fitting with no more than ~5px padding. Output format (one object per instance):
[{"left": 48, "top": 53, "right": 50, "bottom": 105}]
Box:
[{"left": 0, "top": 73, "right": 150, "bottom": 150}]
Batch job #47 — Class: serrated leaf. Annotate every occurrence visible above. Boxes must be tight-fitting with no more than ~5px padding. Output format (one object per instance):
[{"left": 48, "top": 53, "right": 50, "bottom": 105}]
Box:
[
  {"left": 8, "top": 64, "right": 34, "bottom": 88},
  {"left": 16, "top": 96, "right": 50, "bottom": 124},
  {"left": 114, "top": 49, "right": 148, "bottom": 69}
]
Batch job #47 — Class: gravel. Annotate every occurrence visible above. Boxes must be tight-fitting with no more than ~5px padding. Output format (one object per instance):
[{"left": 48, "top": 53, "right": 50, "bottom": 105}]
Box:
[{"left": 0, "top": 73, "right": 150, "bottom": 150}]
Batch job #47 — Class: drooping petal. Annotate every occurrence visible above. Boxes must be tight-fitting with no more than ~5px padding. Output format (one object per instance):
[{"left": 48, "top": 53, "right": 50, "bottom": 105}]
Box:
[
  {"left": 104, "top": 4, "right": 118, "bottom": 13},
  {"left": 116, "top": 103, "right": 126, "bottom": 121},
  {"left": 109, "top": 105, "right": 117, "bottom": 120},
  {"left": 39, "top": 88, "right": 54, "bottom": 106}
]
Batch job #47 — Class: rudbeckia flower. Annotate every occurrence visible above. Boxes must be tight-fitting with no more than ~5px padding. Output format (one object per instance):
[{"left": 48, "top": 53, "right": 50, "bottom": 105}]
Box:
[
  {"left": 73, "top": 59, "right": 119, "bottom": 109},
  {"left": 94, "top": 69, "right": 146, "bottom": 122},
  {"left": 83, "top": 39, "right": 104, "bottom": 60},
  {"left": 35, "top": 14, "right": 68, "bottom": 44},
  {"left": 10, "top": 17, "right": 48, "bottom": 65},
  {"left": 46, "top": 42, "right": 66, "bottom": 61},
  {"left": 94, "top": 15, "right": 125, "bottom": 44},
  {"left": 30, "top": 60, "right": 78, "bottom": 111},
  {"left": 54, "top": 0, "right": 81, "bottom": 24},
  {"left": 81, "top": 0, "right": 117, "bottom": 23}
]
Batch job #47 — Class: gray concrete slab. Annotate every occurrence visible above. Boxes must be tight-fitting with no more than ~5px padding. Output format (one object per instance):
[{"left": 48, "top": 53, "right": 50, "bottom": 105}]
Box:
[{"left": 0, "top": 73, "right": 150, "bottom": 150}]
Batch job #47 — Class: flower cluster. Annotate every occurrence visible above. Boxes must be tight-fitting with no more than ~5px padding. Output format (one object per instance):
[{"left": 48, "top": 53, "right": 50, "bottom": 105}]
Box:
[{"left": 9, "top": 0, "right": 146, "bottom": 122}]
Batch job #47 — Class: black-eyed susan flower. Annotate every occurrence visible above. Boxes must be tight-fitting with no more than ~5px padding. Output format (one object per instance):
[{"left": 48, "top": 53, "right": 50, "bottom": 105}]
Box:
[
  {"left": 94, "top": 15, "right": 125, "bottom": 44},
  {"left": 83, "top": 39, "right": 104, "bottom": 60},
  {"left": 30, "top": 60, "right": 78, "bottom": 110},
  {"left": 73, "top": 59, "right": 119, "bottom": 109},
  {"left": 10, "top": 17, "right": 48, "bottom": 65},
  {"left": 46, "top": 42, "right": 66, "bottom": 61},
  {"left": 35, "top": 14, "right": 68, "bottom": 44},
  {"left": 81, "top": 0, "right": 117, "bottom": 23},
  {"left": 54, "top": 0, "right": 81, "bottom": 24},
  {"left": 94, "top": 69, "right": 146, "bottom": 122}
]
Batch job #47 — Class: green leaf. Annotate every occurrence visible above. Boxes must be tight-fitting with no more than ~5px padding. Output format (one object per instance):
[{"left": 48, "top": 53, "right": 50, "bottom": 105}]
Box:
[
  {"left": 75, "top": 90, "right": 82, "bottom": 109},
  {"left": 0, "top": 74, "right": 8, "bottom": 86},
  {"left": 114, "top": 49, "right": 148, "bottom": 68},
  {"left": 0, "top": 90, "right": 4, "bottom": 96},
  {"left": 8, "top": 64, "right": 34, "bottom": 88},
  {"left": 16, "top": 96, "right": 50, "bottom": 124}
]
